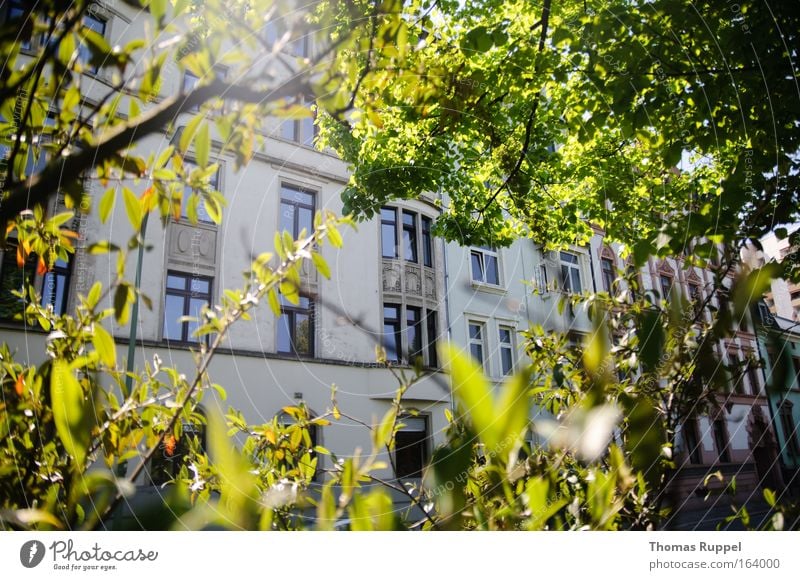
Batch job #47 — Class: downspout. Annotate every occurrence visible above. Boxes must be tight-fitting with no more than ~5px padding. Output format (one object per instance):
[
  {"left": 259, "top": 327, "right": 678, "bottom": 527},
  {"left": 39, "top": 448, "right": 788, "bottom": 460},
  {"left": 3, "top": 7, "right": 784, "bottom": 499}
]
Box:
[{"left": 439, "top": 191, "right": 455, "bottom": 413}]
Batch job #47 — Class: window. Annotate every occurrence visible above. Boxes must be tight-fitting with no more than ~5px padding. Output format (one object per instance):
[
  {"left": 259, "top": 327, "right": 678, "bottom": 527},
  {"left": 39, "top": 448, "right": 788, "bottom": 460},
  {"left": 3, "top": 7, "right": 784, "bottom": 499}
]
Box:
[
  {"left": 0, "top": 244, "right": 35, "bottom": 321},
  {"left": 402, "top": 210, "right": 418, "bottom": 263},
  {"left": 394, "top": 415, "right": 429, "bottom": 479},
  {"left": 150, "top": 416, "right": 206, "bottom": 486},
  {"left": 780, "top": 402, "right": 800, "bottom": 458},
  {"left": 746, "top": 359, "right": 761, "bottom": 394},
  {"left": 499, "top": 326, "right": 515, "bottom": 375},
  {"left": 163, "top": 272, "right": 212, "bottom": 343},
  {"left": 280, "top": 95, "right": 316, "bottom": 145},
  {"left": 181, "top": 159, "right": 220, "bottom": 224},
  {"left": 468, "top": 322, "right": 486, "bottom": 369},
  {"left": 682, "top": 418, "right": 702, "bottom": 465},
  {"left": 688, "top": 282, "right": 702, "bottom": 316},
  {"left": 382, "top": 304, "right": 402, "bottom": 362},
  {"left": 382, "top": 304, "right": 437, "bottom": 366},
  {"left": 729, "top": 354, "right": 747, "bottom": 395},
  {"left": 406, "top": 306, "right": 422, "bottom": 362},
  {"left": 41, "top": 258, "right": 71, "bottom": 315},
  {"left": 381, "top": 207, "right": 434, "bottom": 266},
  {"left": 713, "top": 418, "right": 730, "bottom": 463},
  {"left": 78, "top": 11, "right": 107, "bottom": 72},
  {"left": 626, "top": 263, "right": 640, "bottom": 301},
  {"left": 421, "top": 216, "right": 433, "bottom": 267},
  {"left": 278, "top": 296, "right": 314, "bottom": 356},
  {"left": 559, "top": 251, "right": 582, "bottom": 293},
  {"left": 381, "top": 207, "right": 398, "bottom": 259},
  {"left": 793, "top": 357, "right": 800, "bottom": 389},
  {"left": 263, "top": 18, "right": 311, "bottom": 57},
  {"left": 471, "top": 247, "right": 500, "bottom": 285},
  {"left": 280, "top": 184, "right": 315, "bottom": 239},
  {"left": 426, "top": 310, "right": 438, "bottom": 368},
  {"left": 659, "top": 274, "right": 673, "bottom": 303},
  {"left": 6, "top": 0, "right": 32, "bottom": 50},
  {"left": 182, "top": 71, "right": 200, "bottom": 112},
  {"left": 601, "top": 257, "right": 615, "bottom": 293}
]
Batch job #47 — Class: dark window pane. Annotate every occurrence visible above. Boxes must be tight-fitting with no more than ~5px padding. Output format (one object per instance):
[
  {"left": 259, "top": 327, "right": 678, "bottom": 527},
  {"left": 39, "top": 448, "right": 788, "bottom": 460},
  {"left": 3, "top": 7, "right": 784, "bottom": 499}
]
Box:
[
  {"left": 0, "top": 249, "right": 34, "bottom": 321},
  {"left": 298, "top": 207, "right": 313, "bottom": 237},
  {"left": 166, "top": 274, "right": 187, "bottom": 290},
  {"left": 501, "top": 347, "right": 513, "bottom": 375},
  {"left": 280, "top": 201, "right": 295, "bottom": 234},
  {"left": 469, "top": 323, "right": 482, "bottom": 340},
  {"left": 295, "top": 312, "right": 311, "bottom": 354},
  {"left": 384, "top": 305, "right": 399, "bottom": 320},
  {"left": 281, "top": 119, "right": 297, "bottom": 141},
  {"left": 660, "top": 275, "right": 672, "bottom": 301},
  {"left": 407, "top": 306, "right": 421, "bottom": 361},
  {"left": 190, "top": 278, "right": 210, "bottom": 295},
  {"left": 426, "top": 311, "right": 438, "bottom": 367},
  {"left": 570, "top": 268, "right": 582, "bottom": 293},
  {"left": 421, "top": 216, "right": 433, "bottom": 267},
  {"left": 601, "top": 258, "right": 614, "bottom": 293},
  {"left": 278, "top": 313, "right": 292, "bottom": 353},
  {"left": 383, "top": 322, "right": 400, "bottom": 361},
  {"left": 163, "top": 295, "right": 185, "bottom": 340},
  {"left": 471, "top": 252, "right": 483, "bottom": 282},
  {"left": 560, "top": 251, "right": 578, "bottom": 264},
  {"left": 485, "top": 255, "right": 499, "bottom": 285},
  {"left": 499, "top": 328, "right": 511, "bottom": 344},
  {"left": 402, "top": 210, "right": 418, "bottom": 263},
  {"left": 470, "top": 343, "right": 483, "bottom": 365},
  {"left": 381, "top": 223, "right": 397, "bottom": 258},
  {"left": 395, "top": 417, "right": 428, "bottom": 479}
]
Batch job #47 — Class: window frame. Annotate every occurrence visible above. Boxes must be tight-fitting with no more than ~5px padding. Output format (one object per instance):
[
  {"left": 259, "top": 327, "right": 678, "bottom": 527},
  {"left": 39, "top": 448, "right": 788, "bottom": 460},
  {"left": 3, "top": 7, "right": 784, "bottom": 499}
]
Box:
[
  {"left": 382, "top": 303, "right": 438, "bottom": 367},
  {"left": 149, "top": 411, "right": 207, "bottom": 486},
  {"left": 394, "top": 413, "right": 430, "bottom": 480},
  {"left": 468, "top": 320, "right": 487, "bottom": 371},
  {"left": 659, "top": 273, "right": 673, "bottom": 303},
  {"left": 471, "top": 246, "right": 501, "bottom": 286},
  {"left": 600, "top": 256, "right": 615, "bottom": 294},
  {"left": 277, "top": 296, "right": 315, "bottom": 357},
  {"left": 682, "top": 418, "right": 703, "bottom": 465},
  {"left": 162, "top": 271, "right": 213, "bottom": 344},
  {"left": 712, "top": 418, "right": 730, "bottom": 463},
  {"left": 559, "top": 251, "right": 582, "bottom": 294},
  {"left": 279, "top": 94, "right": 317, "bottom": 146},
  {"left": 498, "top": 324, "right": 515, "bottom": 376},
  {"left": 41, "top": 257, "right": 72, "bottom": 315},
  {"left": 280, "top": 183, "right": 316, "bottom": 239}
]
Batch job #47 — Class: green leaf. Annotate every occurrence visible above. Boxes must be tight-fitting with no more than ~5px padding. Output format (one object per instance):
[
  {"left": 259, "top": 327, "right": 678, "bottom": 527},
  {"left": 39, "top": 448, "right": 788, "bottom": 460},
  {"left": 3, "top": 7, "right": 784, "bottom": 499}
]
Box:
[
  {"left": 92, "top": 324, "right": 116, "bottom": 368},
  {"left": 99, "top": 187, "right": 115, "bottom": 223},
  {"left": 122, "top": 187, "right": 143, "bottom": 230},
  {"left": 86, "top": 281, "right": 102, "bottom": 310},
  {"left": 51, "top": 360, "right": 91, "bottom": 467},
  {"left": 179, "top": 114, "right": 204, "bottom": 153},
  {"left": 195, "top": 122, "right": 210, "bottom": 168},
  {"left": 440, "top": 343, "right": 498, "bottom": 452},
  {"left": 267, "top": 288, "right": 281, "bottom": 316},
  {"left": 327, "top": 225, "right": 343, "bottom": 248},
  {"left": 114, "top": 283, "right": 131, "bottom": 324},
  {"left": 311, "top": 251, "right": 331, "bottom": 279}
]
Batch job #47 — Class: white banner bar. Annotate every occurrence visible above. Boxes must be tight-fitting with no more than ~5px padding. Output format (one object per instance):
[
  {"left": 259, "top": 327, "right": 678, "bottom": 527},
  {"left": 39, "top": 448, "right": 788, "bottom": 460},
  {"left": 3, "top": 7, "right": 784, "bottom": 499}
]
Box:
[{"left": 2, "top": 531, "right": 799, "bottom": 578}]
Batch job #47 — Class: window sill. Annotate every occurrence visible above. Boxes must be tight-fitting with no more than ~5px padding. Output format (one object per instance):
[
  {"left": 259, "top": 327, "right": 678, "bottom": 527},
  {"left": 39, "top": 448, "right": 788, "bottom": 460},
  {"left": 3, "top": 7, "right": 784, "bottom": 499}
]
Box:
[{"left": 471, "top": 280, "right": 506, "bottom": 295}]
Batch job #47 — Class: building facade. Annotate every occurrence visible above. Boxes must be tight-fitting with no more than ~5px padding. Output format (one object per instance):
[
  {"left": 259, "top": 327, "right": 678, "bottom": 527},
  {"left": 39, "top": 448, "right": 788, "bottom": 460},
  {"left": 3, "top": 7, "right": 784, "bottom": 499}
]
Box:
[{"left": 0, "top": 0, "right": 786, "bottom": 527}]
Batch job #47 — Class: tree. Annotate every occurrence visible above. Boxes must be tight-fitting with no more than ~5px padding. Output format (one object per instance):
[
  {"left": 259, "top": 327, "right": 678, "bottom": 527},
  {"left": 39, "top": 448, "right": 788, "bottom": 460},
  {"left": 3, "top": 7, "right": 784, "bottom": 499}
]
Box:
[{"left": 320, "top": 0, "right": 800, "bottom": 262}]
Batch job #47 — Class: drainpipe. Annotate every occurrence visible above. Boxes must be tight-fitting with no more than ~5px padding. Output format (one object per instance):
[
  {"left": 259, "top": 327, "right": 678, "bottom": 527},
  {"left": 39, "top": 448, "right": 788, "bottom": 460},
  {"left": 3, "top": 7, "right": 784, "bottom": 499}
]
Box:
[
  {"left": 439, "top": 192, "right": 455, "bottom": 413},
  {"left": 124, "top": 213, "right": 149, "bottom": 398}
]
